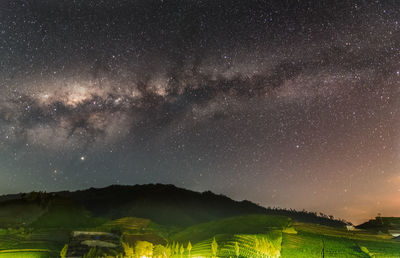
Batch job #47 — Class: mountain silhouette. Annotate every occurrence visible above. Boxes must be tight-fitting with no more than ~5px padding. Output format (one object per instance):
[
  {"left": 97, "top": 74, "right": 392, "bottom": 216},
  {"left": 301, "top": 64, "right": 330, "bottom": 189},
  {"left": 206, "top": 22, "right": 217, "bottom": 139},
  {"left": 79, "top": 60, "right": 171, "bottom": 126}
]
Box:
[{"left": 0, "top": 184, "right": 348, "bottom": 227}]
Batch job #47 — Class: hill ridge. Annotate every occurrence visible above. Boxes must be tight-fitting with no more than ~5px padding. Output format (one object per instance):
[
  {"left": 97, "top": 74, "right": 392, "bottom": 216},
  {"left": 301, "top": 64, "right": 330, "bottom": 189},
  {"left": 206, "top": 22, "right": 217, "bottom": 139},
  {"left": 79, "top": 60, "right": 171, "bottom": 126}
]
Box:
[{"left": 0, "top": 183, "right": 348, "bottom": 227}]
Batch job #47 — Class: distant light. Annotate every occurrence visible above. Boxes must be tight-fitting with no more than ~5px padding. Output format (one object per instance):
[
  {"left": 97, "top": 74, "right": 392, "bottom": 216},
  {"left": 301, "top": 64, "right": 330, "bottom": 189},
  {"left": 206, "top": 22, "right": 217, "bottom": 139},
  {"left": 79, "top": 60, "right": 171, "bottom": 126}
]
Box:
[{"left": 81, "top": 156, "right": 86, "bottom": 161}]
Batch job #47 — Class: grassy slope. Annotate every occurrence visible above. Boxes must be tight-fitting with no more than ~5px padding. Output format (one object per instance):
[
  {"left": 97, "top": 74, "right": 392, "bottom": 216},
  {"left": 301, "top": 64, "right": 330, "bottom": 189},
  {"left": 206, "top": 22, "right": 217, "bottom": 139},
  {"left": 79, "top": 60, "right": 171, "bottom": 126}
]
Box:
[
  {"left": 171, "top": 214, "right": 291, "bottom": 243},
  {"left": 358, "top": 217, "right": 400, "bottom": 234},
  {"left": 57, "top": 184, "right": 347, "bottom": 227},
  {"left": 170, "top": 215, "right": 400, "bottom": 258},
  {"left": 282, "top": 222, "right": 400, "bottom": 258},
  {"left": 0, "top": 191, "right": 398, "bottom": 257},
  {"left": 0, "top": 200, "right": 45, "bottom": 228},
  {"left": 0, "top": 198, "right": 110, "bottom": 256},
  {"left": 30, "top": 198, "right": 108, "bottom": 230},
  {"left": 58, "top": 184, "right": 271, "bottom": 227},
  {"left": 0, "top": 252, "right": 54, "bottom": 258},
  {"left": 0, "top": 213, "right": 398, "bottom": 257}
]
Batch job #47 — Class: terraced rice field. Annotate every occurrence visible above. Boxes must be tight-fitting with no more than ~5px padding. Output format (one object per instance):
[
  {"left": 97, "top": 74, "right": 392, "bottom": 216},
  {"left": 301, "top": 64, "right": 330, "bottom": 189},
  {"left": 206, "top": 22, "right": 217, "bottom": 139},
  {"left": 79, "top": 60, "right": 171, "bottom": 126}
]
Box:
[{"left": 0, "top": 249, "right": 55, "bottom": 258}]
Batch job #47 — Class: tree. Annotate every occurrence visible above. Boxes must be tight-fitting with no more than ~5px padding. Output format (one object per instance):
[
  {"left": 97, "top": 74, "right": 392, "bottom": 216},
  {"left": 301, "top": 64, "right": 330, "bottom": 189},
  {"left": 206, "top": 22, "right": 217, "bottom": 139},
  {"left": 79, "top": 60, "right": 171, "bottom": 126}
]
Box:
[
  {"left": 258, "top": 237, "right": 280, "bottom": 258},
  {"left": 260, "top": 238, "right": 266, "bottom": 257},
  {"left": 83, "top": 247, "right": 99, "bottom": 258},
  {"left": 60, "top": 244, "right": 68, "bottom": 258},
  {"left": 135, "top": 241, "right": 154, "bottom": 258},
  {"left": 165, "top": 244, "right": 173, "bottom": 257},
  {"left": 234, "top": 241, "right": 239, "bottom": 258},
  {"left": 122, "top": 242, "right": 134, "bottom": 258},
  {"left": 154, "top": 245, "right": 171, "bottom": 258},
  {"left": 170, "top": 242, "right": 175, "bottom": 255},
  {"left": 180, "top": 243, "right": 185, "bottom": 258},
  {"left": 254, "top": 237, "right": 260, "bottom": 257},
  {"left": 211, "top": 237, "right": 218, "bottom": 258},
  {"left": 187, "top": 241, "right": 192, "bottom": 258}
]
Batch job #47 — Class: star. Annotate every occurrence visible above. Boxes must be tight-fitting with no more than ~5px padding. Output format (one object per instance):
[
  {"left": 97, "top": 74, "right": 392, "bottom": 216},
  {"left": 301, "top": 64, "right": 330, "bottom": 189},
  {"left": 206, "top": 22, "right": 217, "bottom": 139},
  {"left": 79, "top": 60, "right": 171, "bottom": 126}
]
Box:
[{"left": 0, "top": 0, "right": 398, "bottom": 224}]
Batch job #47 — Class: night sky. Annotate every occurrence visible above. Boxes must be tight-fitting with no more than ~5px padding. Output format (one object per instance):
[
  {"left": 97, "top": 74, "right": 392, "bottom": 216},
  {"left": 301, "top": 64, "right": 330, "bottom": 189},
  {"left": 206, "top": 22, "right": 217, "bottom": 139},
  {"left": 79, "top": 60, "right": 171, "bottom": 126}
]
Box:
[{"left": 1, "top": 0, "right": 399, "bottom": 224}]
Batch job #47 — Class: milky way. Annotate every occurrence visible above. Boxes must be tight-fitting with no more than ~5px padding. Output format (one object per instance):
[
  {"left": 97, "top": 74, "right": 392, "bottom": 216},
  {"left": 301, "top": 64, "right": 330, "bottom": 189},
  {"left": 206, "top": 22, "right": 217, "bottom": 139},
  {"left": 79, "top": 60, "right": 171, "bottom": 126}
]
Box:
[{"left": 1, "top": 0, "right": 400, "bottom": 223}]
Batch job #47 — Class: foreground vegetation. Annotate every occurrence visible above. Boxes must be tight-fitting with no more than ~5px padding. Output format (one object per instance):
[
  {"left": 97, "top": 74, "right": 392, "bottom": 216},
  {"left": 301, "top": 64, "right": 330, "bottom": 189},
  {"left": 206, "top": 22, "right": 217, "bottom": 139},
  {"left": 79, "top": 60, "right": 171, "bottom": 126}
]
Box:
[{"left": 0, "top": 186, "right": 398, "bottom": 257}]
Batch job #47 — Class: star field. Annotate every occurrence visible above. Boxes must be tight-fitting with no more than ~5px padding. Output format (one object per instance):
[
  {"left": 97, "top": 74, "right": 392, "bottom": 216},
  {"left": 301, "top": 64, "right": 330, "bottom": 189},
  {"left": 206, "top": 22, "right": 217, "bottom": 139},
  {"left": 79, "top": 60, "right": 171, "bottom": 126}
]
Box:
[{"left": 0, "top": 0, "right": 400, "bottom": 223}]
